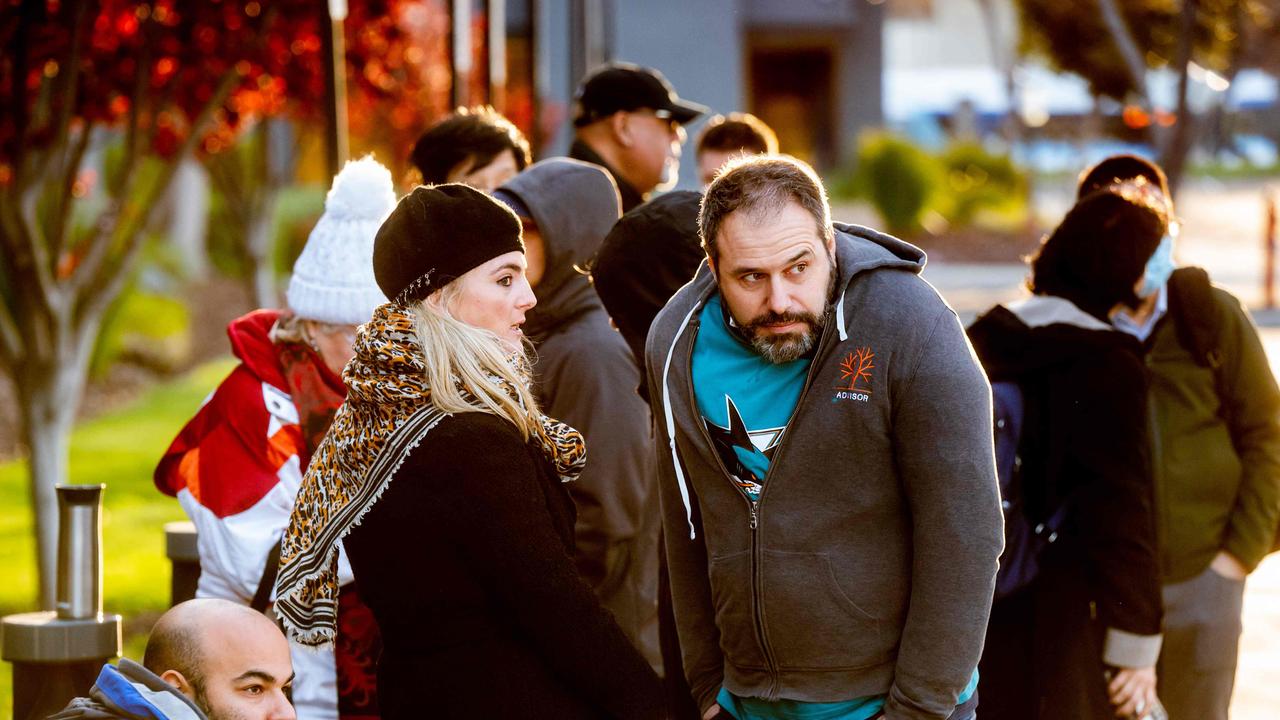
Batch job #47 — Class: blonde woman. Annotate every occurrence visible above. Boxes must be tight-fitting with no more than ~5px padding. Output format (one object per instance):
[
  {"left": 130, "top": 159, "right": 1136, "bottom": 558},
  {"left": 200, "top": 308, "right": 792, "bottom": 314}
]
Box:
[{"left": 274, "top": 184, "right": 662, "bottom": 720}]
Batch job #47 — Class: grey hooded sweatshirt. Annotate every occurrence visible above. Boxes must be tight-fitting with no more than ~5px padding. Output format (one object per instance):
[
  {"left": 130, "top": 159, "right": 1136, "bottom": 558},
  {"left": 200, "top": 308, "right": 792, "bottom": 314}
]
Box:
[
  {"left": 499, "top": 159, "right": 662, "bottom": 669},
  {"left": 645, "top": 224, "right": 1004, "bottom": 719}
]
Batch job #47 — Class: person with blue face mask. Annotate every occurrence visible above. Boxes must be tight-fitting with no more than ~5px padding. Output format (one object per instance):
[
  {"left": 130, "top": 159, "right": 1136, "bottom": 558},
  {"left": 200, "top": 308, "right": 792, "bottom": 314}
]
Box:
[{"left": 1080, "top": 155, "right": 1280, "bottom": 720}]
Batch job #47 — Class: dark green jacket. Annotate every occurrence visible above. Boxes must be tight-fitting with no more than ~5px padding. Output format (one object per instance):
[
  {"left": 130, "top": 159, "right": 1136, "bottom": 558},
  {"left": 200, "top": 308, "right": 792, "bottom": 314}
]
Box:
[{"left": 1146, "top": 283, "right": 1280, "bottom": 582}]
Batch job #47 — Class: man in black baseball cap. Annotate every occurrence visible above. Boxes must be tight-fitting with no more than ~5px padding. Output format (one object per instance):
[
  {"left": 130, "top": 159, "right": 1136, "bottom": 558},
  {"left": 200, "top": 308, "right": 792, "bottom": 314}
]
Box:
[{"left": 570, "top": 62, "right": 708, "bottom": 212}]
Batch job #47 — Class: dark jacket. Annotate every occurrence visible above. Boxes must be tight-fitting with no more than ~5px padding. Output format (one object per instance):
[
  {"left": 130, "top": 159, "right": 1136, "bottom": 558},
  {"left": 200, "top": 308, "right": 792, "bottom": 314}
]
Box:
[
  {"left": 645, "top": 224, "right": 1004, "bottom": 719},
  {"left": 501, "top": 159, "right": 662, "bottom": 668},
  {"left": 1146, "top": 276, "right": 1280, "bottom": 581},
  {"left": 968, "top": 296, "right": 1163, "bottom": 718},
  {"left": 570, "top": 139, "right": 645, "bottom": 213},
  {"left": 48, "top": 659, "right": 206, "bottom": 720},
  {"left": 342, "top": 412, "right": 663, "bottom": 720}
]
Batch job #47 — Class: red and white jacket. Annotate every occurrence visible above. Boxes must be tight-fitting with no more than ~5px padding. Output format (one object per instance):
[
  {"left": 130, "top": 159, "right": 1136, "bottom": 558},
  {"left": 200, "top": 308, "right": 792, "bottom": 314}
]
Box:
[{"left": 156, "top": 310, "right": 350, "bottom": 720}]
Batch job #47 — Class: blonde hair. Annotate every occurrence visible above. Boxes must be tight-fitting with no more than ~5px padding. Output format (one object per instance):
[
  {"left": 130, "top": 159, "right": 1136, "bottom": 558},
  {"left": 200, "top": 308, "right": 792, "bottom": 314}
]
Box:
[{"left": 410, "top": 283, "right": 541, "bottom": 440}]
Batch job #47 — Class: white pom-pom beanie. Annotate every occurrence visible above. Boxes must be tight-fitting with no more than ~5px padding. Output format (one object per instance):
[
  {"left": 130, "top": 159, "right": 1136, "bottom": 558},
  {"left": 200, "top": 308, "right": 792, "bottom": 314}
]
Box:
[{"left": 286, "top": 157, "right": 397, "bottom": 325}]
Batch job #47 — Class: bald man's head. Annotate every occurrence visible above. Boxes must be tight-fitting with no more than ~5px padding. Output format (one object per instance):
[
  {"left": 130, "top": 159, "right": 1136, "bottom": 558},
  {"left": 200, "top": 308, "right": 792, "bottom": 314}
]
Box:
[{"left": 143, "top": 599, "right": 295, "bottom": 720}]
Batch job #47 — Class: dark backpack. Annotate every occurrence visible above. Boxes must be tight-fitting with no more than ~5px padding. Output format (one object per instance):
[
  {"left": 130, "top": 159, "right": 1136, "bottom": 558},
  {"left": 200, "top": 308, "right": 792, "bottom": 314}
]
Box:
[
  {"left": 1166, "top": 267, "right": 1280, "bottom": 554},
  {"left": 992, "top": 380, "right": 1071, "bottom": 600}
]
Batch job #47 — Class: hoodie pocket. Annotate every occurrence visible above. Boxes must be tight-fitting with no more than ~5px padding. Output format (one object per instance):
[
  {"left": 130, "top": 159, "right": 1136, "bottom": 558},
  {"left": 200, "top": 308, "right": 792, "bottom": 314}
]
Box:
[
  {"left": 708, "top": 550, "right": 769, "bottom": 669},
  {"left": 760, "top": 550, "right": 885, "bottom": 670}
]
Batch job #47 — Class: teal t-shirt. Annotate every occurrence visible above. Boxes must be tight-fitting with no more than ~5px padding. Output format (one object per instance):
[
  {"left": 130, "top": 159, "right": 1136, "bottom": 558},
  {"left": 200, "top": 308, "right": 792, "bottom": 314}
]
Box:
[
  {"left": 691, "top": 295, "right": 811, "bottom": 501},
  {"left": 716, "top": 670, "right": 979, "bottom": 720},
  {"left": 692, "top": 294, "right": 979, "bottom": 718}
]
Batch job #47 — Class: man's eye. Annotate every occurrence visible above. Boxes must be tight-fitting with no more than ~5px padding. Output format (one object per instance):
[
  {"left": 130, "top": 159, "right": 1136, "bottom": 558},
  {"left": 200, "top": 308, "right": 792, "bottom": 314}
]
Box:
[
  {"left": 741, "top": 273, "right": 763, "bottom": 283},
  {"left": 791, "top": 263, "right": 808, "bottom": 274},
  {"left": 243, "top": 685, "right": 264, "bottom": 696}
]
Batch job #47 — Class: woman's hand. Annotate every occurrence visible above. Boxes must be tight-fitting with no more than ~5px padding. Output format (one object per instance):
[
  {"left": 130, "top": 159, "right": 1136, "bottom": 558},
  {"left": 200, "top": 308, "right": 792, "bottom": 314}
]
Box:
[{"left": 1108, "top": 666, "right": 1157, "bottom": 718}]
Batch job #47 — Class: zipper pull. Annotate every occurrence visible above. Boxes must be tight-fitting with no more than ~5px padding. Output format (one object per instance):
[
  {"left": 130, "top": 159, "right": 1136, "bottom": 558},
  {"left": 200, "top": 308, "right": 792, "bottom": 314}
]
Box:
[{"left": 749, "top": 501, "right": 759, "bottom": 530}]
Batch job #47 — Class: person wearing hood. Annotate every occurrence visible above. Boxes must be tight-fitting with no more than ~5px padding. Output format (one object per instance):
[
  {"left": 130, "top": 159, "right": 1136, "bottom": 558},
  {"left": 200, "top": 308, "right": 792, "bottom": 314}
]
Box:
[
  {"left": 646, "top": 155, "right": 1002, "bottom": 720},
  {"left": 493, "top": 158, "right": 662, "bottom": 671},
  {"left": 50, "top": 599, "right": 295, "bottom": 720},
  {"left": 273, "top": 184, "right": 662, "bottom": 720},
  {"left": 154, "top": 158, "right": 394, "bottom": 720},
  {"left": 592, "top": 189, "right": 705, "bottom": 376},
  {"left": 967, "top": 185, "right": 1166, "bottom": 719}
]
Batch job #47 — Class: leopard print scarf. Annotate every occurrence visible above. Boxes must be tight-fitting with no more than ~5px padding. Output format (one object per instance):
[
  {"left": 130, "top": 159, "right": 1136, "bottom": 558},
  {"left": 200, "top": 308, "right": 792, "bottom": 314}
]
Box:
[{"left": 274, "top": 303, "right": 587, "bottom": 647}]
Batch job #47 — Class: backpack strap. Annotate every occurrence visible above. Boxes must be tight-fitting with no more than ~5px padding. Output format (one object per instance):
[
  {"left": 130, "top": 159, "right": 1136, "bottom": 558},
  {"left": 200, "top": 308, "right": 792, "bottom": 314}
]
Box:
[{"left": 1167, "top": 267, "right": 1229, "bottom": 417}]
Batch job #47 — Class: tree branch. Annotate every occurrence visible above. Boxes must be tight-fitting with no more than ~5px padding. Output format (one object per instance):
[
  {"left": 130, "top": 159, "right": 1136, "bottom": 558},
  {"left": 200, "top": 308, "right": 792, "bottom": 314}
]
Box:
[
  {"left": 1097, "top": 0, "right": 1152, "bottom": 106},
  {"left": 48, "top": 123, "right": 93, "bottom": 263},
  {"left": 77, "top": 66, "right": 243, "bottom": 327}
]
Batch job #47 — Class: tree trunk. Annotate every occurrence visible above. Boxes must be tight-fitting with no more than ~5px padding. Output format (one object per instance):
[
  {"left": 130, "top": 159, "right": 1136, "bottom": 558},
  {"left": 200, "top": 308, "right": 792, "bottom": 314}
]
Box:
[
  {"left": 1161, "top": 0, "right": 1198, "bottom": 197},
  {"left": 246, "top": 195, "right": 280, "bottom": 309},
  {"left": 1097, "top": 0, "right": 1157, "bottom": 145},
  {"left": 14, "top": 320, "right": 94, "bottom": 609}
]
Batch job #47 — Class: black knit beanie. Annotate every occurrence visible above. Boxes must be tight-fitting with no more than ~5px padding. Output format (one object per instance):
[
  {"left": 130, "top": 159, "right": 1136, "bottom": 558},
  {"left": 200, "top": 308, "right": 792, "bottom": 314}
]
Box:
[{"left": 373, "top": 184, "right": 525, "bottom": 305}]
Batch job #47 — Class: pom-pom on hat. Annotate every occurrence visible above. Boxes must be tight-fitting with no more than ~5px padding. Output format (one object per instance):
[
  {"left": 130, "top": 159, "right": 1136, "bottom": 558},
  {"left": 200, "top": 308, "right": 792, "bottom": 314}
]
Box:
[
  {"left": 373, "top": 183, "right": 524, "bottom": 306},
  {"left": 287, "top": 157, "right": 396, "bottom": 325}
]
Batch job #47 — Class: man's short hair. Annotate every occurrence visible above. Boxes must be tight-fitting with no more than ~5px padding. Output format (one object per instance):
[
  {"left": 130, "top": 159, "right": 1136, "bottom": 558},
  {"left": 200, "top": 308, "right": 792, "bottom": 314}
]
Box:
[
  {"left": 1076, "top": 154, "right": 1171, "bottom": 202},
  {"left": 143, "top": 609, "right": 205, "bottom": 689},
  {"left": 1029, "top": 187, "right": 1168, "bottom": 319},
  {"left": 699, "top": 155, "right": 833, "bottom": 264},
  {"left": 409, "top": 106, "right": 532, "bottom": 185},
  {"left": 696, "top": 113, "right": 779, "bottom": 158}
]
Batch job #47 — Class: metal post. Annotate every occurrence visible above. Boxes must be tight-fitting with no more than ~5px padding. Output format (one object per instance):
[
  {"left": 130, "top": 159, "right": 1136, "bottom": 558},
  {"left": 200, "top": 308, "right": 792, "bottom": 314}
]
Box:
[
  {"left": 1265, "top": 192, "right": 1276, "bottom": 310},
  {"left": 322, "top": 0, "right": 350, "bottom": 177},
  {"left": 3, "top": 485, "right": 121, "bottom": 720}
]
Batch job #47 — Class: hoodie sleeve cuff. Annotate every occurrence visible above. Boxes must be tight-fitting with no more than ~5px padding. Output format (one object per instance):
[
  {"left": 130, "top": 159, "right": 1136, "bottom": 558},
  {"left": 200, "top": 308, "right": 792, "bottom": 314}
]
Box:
[{"left": 1103, "top": 627, "right": 1163, "bottom": 668}]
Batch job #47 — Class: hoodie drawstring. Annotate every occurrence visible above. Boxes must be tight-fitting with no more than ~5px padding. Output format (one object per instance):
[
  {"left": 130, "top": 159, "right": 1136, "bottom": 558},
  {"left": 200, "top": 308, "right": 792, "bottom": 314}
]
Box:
[
  {"left": 836, "top": 286, "right": 849, "bottom": 342},
  {"left": 661, "top": 303, "right": 701, "bottom": 540}
]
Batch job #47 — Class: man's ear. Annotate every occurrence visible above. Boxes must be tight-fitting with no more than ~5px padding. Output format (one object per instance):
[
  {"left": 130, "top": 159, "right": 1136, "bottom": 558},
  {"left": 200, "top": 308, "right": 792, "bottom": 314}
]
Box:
[
  {"left": 159, "top": 669, "right": 195, "bottom": 699},
  {"left": 609, "top": 111, "right": 634, "bottom": 148}
]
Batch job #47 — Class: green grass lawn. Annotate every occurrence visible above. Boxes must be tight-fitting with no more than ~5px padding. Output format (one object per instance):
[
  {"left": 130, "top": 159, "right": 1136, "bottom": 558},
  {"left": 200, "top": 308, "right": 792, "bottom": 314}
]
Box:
[{"left": 0, "top": 357, "right": 237, "bottom": 719}]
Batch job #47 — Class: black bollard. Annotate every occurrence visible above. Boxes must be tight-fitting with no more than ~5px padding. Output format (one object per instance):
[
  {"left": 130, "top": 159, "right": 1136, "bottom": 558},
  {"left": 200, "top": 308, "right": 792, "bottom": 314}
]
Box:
[
  {"left": 165, "top": 521, "right": 201, "bottom": 606},
  {"left": 2, "top": 484, "right": 122, "bottom": 720}
]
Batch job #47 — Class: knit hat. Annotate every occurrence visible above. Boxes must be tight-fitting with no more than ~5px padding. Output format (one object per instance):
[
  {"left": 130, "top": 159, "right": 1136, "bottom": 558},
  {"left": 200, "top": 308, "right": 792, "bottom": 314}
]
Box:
[
  {"left": 373, "top": 183, "right": 525, "bottom": 305},
  {"left": 286, "top": 157, "right": 396, "bottom": 325}
]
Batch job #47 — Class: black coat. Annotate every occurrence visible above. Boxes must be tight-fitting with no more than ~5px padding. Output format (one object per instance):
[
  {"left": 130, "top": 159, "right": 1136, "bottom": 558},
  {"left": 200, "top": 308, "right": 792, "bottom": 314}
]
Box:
[
  {"left": 342, "top": 412, "right": 663, "bottom": 720},
  {"left": 967, "top": 302, "right": 1163, "bottom": 720}
]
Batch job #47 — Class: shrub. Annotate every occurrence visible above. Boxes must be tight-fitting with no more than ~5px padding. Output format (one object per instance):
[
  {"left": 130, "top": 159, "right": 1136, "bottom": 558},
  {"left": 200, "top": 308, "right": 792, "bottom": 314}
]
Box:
[
  {"left": 848, "top": 132, "right": 943, "bottom": 236},
  {"left": 939, "top": 142, "right": 1028, "bottom": 227}
]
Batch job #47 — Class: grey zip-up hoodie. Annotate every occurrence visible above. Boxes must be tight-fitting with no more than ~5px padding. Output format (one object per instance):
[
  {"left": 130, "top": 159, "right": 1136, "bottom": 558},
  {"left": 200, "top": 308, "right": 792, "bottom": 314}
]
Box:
[
  {"left": 645, "top": 224, "right": 1004, "bottom": 719},
  {"left": 499, "top": 159, "right": 662, "bottom": 669}
]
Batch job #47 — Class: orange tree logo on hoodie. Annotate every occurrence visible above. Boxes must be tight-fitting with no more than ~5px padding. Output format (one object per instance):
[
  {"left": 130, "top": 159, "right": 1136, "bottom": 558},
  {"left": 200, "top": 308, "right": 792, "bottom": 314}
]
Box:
[{"left": 833, "top": 347, "right": 875, "bottom": 403}]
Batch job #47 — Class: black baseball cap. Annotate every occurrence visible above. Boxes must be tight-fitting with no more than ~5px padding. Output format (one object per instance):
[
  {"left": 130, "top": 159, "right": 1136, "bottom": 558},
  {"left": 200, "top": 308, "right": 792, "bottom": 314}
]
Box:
[{"left": 574, "top": 62, "right": 709, "bottom": 128}]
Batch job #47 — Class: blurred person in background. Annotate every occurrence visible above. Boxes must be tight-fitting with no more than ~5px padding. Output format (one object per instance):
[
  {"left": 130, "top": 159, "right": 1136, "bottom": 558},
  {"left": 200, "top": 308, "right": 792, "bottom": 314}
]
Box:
[
  {"left": 1078, "top": 155, "right": 1280, "bottom": 720},
  {"left": 570, "top": 62, "right": 707, "bottom": 212},
  {"left": 407, "top": 106, "right": 532, "bottom": 191},
  {"left": 968, "top": 185, "right": 1166, "bottom": 720},
  {"left": 493, "top": 158, "right": 661, "bottom": 671},
  {"left": 274, "top": 184, "right": 663, "bottom": 719},
  {"left": 51, "top": 599, "right": 295, "bottom": 720},
  {"left": 155, "top": 158, "right": 394, "bottom": 720},
  {"left": 695, "top": 113, "right": 778, "bottom": 187}
]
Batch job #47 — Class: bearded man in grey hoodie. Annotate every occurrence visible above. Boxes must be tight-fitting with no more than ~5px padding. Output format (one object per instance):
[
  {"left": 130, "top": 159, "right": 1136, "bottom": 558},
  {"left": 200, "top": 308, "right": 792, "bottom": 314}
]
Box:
[
  {"left": 645, "top": 156, "right": 1003, "bottom": 720},
  {"left": 495, "top": 158, "right": 662, "bottom": 671}
]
